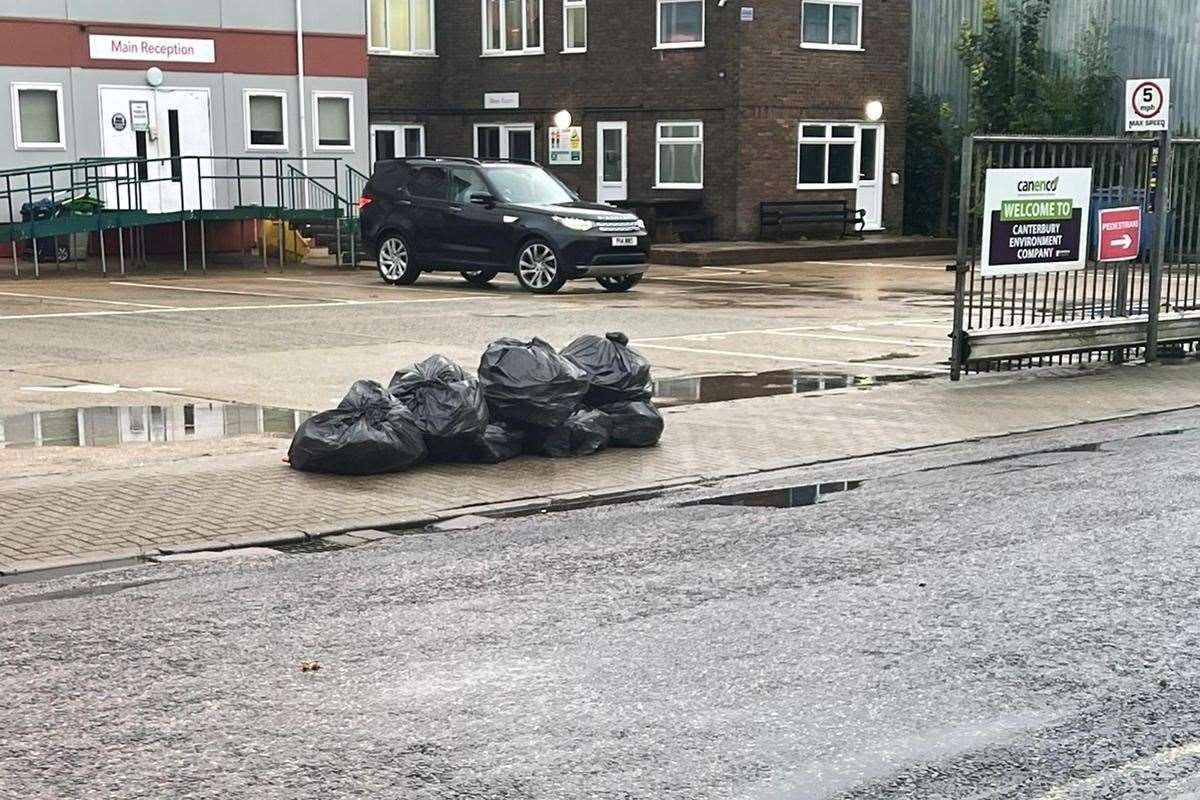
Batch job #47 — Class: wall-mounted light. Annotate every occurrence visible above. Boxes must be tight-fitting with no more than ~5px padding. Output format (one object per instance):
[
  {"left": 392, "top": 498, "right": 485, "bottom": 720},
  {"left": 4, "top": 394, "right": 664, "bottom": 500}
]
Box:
[
  {"left": 865, "top": 100, "right": 884, "bottom": 122},
  {"left": 145, "top": 67, "right": 164, "bottom": 87},
  {"left": 554, "top": 109, "right": 573, "bottom": 129}
]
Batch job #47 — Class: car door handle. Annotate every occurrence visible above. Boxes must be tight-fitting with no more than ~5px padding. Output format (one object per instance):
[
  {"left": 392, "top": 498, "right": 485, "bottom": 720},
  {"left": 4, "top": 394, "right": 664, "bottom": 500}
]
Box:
[
  {"left": 448, "top": 205, "right": 463, "bottom": 213},
  {"left": 396, "top": 199, "right": 412, "bottom": 206}
]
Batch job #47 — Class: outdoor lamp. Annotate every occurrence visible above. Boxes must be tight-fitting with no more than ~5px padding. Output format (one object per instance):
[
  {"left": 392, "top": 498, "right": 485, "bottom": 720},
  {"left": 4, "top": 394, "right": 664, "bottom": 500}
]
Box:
[
  {"left": 145, "top": 67, "right": 164, "bottom": 87},
  {"left": 865, "top": 100, "right": 884, "bottom": 122},
  {"left": 554, "top": 109, "right": 573, "bottom": 129}
]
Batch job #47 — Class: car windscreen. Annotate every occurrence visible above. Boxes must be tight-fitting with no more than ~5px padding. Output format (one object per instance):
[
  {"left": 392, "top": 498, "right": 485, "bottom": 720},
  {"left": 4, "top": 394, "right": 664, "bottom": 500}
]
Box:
[{"left": 483, "top": 165, "right": 576, "bottom": 205}]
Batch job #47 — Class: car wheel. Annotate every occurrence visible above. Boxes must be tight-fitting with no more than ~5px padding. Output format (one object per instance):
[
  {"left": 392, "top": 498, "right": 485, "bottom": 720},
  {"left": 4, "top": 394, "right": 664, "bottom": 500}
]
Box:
[
  {"left": 461, "top": 270, "right": 498, "bottom": 286},
  {"left": 377, "top": 233, "right": 420, "bottom": 286},
  {"left": 596, "top": 274, "right": 644, "bottom": 293},
  {"left": 515, "top": 240, "right": 568, "bottom": 295}
]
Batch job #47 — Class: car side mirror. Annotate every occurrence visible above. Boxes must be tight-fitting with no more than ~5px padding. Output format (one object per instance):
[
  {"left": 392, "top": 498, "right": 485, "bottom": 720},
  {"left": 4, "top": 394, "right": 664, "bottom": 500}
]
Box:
[{"left": 470, "top": 192, "right": 497, "bottom": 207}]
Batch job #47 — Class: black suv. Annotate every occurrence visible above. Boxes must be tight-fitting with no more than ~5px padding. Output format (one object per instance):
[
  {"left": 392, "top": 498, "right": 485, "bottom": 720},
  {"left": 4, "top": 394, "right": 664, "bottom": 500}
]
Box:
[{"left": 359, "top": 157, "right": 650, "bottom": 294}]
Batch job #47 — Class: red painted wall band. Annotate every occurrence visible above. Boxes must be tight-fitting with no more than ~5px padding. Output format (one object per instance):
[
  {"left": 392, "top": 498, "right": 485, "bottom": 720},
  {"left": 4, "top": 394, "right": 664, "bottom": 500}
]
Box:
[{"left": 0, "top": 18, "right": 367, "bottom": 78}]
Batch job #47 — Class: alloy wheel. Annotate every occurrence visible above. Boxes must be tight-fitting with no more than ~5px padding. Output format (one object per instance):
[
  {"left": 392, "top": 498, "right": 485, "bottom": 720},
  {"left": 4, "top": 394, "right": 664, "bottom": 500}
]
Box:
[
  {"left": 378, "top": 237, "right": 409, "bottom": 283},
  {"left": 517, "top": 243, "right": 558, "bottom": 290}
]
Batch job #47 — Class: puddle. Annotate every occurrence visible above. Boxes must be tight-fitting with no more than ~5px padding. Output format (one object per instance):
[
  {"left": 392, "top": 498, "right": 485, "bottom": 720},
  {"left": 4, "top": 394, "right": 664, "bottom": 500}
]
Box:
[
  {"left": 0, "top": 402, "right": 312, "bottom": 448},
  {"left": 653, "top": 370, "right": 930, "bottom": 406},
  {"left": 684, "top": 480, "right": 863, "bottom": 509}
]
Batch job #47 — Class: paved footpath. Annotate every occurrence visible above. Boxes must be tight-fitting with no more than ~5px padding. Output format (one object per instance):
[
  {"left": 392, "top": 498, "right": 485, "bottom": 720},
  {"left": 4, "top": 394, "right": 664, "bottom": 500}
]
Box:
[{"left": 3, "top": 362, "right": 1200, "bottom": 576}]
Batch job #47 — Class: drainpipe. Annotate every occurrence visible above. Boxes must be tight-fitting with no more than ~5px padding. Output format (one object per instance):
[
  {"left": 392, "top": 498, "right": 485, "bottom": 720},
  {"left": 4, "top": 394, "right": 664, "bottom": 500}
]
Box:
[{"left": 296, "top": 0, "right": 310, "bottom": 209}]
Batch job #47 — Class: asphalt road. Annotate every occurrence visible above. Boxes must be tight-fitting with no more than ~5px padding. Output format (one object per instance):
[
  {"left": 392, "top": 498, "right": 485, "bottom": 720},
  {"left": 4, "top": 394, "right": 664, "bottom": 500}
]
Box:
[
  {"left": 0, "top": 259, "right": 953, "bottom": 417},
  {"left": 5, "top": 408, "right": 1200, "bottom": 799}
]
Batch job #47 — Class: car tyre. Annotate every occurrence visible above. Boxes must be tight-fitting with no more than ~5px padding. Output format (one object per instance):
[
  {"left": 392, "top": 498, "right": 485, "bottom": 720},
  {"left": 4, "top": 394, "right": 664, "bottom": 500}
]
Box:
[
  {"left": 461, "top": 270, "right": 499, "bottom": 286},
  {"left": 377, "top": 232, "right": 420, "bottom": 286},
  {"left": 515, "top": 239, "right": 568, "bottom": 295},
  {"left": 596, "top": 274, "right": 644, "bottom": 293}
]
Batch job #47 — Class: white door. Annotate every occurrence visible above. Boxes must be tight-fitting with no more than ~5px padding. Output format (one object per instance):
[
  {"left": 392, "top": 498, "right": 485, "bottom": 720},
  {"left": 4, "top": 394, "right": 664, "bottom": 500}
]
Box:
[
  {"left": 371, "top": 124, "right": 425, "bottom": 166},
  {"left": 99, "top": 87, "right": 213, "bottom": 214},
  {"left": 596, "top": 122, "right": 628, "bottom": 203},
  {"left": 856, "top": 124, "right": 885, "bottom": 231}
]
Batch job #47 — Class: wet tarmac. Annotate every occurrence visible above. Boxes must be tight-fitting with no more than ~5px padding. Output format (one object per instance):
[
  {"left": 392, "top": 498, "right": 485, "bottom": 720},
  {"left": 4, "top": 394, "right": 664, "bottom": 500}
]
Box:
[{"left": 653, "top": 370, "right": 931, "bottom": 406}]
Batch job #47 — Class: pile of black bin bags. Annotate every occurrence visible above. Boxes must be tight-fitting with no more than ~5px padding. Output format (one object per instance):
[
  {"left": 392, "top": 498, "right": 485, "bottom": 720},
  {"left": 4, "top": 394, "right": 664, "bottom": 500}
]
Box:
[{"left": 287, "top": 332, "right": 664, "bottom": 475}]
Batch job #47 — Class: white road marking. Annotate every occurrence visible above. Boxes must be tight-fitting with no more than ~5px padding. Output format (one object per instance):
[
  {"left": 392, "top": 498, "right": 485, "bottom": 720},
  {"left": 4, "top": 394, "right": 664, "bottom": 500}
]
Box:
[
  {"left": 762, "top": 331, "right": 946, "bottom": 349},
  {"left": 20, "top": 383, "right": 183, "bottom": 394},
  {"left": 643, "top": 275, "right": 775, "bottom": 287},
  {"left": 0, "top": 290, "right": 176, "bottom": 309},
  {"left": 806, "top": 260, "right": 950, "bottom": 271},
  {"left": 0, "top": 295, "right": 493, "bottom": 322},
  {"left": 115, "top": 281, "right": 357, "bottom": 303},
  {"left": 637, "top": 319, "right": 951, "bottom": 343},
  {"left": 633, "top": 342, "right": 949, "bottom": 373}
]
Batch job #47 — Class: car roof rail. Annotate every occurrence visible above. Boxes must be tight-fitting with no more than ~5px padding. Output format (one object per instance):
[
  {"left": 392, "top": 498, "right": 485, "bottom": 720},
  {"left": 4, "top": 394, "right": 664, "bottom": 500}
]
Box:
[{"left": 393, "top": 156, "right": 485, "bottom": 167}]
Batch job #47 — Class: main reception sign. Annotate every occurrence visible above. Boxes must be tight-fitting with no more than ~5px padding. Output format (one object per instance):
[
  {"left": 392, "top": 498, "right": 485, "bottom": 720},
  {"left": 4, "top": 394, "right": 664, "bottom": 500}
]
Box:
[{"left": 980, "top": 168, "right": 1093, "bottom": 277}]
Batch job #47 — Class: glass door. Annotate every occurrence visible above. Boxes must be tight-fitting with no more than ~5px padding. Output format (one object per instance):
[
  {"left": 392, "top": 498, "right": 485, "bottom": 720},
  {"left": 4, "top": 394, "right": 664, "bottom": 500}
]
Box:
[{"left": 596, "top": 122, "right": 627, "bottom": 203}]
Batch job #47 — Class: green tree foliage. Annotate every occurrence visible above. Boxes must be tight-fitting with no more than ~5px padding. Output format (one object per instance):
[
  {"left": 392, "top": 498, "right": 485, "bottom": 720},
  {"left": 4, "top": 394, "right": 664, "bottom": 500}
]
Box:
[{"left": 904, "top": 1, "right": 1118, "bottom": 233}]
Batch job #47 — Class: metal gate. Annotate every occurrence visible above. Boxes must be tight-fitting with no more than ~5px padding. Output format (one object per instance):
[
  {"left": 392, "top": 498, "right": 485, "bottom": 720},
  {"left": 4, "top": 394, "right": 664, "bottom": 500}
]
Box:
[{"left": 950, "top": 135, "right": 1200, "bottom": 379}]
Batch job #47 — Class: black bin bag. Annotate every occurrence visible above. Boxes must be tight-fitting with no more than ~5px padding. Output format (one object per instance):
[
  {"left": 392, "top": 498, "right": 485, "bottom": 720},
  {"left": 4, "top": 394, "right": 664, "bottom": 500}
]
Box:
[
  {"left": 439, "top": 422, "right": 527, "bottom": 464},
  {"left": 600, "top": 400, "right": 664, "bottom": 448},
  {"left": 562, "top": 331, "right": 653, "bottom": 405},
  {"left": 525, "top": 408, "right": 611, "bottom": 458},
  {"left": 478, "top": 337, "right": 590, "bottom": 428},
  {"left": 288, "top": 380, "right": 427, "bottom": 475},
  {"left": 389, "top": 355, "right": 489, "bottom": 458}
]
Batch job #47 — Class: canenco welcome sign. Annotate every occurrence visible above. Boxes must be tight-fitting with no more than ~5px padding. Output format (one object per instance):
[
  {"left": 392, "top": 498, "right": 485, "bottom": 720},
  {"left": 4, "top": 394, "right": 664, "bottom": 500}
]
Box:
[{"left": 980, "top": 168, "right": 1093, "bottom": 277}]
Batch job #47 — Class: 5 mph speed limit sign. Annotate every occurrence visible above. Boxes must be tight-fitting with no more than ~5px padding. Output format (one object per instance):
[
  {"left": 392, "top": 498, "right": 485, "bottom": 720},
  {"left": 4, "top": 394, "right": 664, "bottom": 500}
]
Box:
[{"left": 1126, "top": 78, "right": 1170, "bottom": 132}]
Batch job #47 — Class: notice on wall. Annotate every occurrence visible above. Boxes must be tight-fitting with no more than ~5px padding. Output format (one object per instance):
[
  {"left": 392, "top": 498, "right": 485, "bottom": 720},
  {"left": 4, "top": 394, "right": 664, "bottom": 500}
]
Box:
[
  {"left": 980, "top": 168, "right": 1092, "bottom": 277},
  {"left": 89, "top": 34, "right": 215, "bottom": 64},
  {"left": 549, "top": 126, "right": 583, "bottom": 165}
]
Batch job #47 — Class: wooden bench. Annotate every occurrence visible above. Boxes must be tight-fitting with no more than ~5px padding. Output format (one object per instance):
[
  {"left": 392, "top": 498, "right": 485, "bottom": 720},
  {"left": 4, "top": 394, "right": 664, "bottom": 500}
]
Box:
[
  {"left": 760, "top": 200, "right": 866, "bottom": 240},
  {"left": 614, "top": 198, "right": 716, "bottom": 243}
]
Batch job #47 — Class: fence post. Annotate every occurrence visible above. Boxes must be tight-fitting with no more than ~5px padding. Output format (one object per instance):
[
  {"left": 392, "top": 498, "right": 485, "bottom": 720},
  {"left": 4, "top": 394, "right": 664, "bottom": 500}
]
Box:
[
  {"left": 950, "top": 134, "right": 975, "bottom": 381},
  {"left": 1146, "top": 129, "right": 1173, "bottom": 362}
]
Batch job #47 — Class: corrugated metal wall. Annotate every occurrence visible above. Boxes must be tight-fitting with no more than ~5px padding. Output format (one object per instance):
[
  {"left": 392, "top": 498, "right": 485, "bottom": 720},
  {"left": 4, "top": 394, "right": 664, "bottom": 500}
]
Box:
[{"left": 911, "top": 0, "right": 1200, "bottom": 133}]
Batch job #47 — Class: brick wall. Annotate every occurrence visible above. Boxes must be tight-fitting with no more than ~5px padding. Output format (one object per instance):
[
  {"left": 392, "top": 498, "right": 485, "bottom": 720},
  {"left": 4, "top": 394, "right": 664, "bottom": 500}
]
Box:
[{"left": 368, "top": 0, "right": 911, "bottom": 239}]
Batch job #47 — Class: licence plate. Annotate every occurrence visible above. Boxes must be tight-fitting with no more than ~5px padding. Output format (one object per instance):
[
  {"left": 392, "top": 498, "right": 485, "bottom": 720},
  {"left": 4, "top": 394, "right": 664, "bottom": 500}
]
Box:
[{"left": 612, "top": 236, "right": 638, "bottom": 247}]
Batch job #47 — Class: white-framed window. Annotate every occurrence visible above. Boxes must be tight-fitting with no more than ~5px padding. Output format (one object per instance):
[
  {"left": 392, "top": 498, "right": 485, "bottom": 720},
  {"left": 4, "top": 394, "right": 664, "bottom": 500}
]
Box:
[
  {"left": 797, "top": 123, "right": 859, "bottom": 188},
  {"left": 563, "top": 0, "right": 587, "bottom": 53},
  {"left": 243, "top": 90, "right": 288, "bottom": 151},
  {"left": 369, "top": 0, "right": 437, "bottom": 55},
  {"left": 313, "top": 92, "right": 354, "bottom": 151},
  {"left": 371, "top": 123, "right": 425, "bottom": 164},
  {"left": 11, "top": 82, "right": 65, "bottom": 150},
  {"left": 656, "top": 0, "right": 704, "bottom": 49},
  {"left": 655, "top": 121, "right": 703, "bottom": 189},
  {"left": 482, "top": 0, "right": 544, "bottom": 56},
  {"left": 801, "top": 0, "right": 862, "bottom": 50},
  {"left": 474, "top": 122, "right": 535, "bottom": 160}
]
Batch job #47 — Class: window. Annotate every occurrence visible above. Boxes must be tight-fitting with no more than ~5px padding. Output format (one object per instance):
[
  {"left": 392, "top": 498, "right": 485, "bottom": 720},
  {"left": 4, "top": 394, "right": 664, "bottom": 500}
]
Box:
[
  {"left": 313, "top": 92, "right": 353, "bottom": 150},
  {"left": 244, "top": 91, "right": 287, "bottom": 150},
  {"left": 801, "top": 0, "right": 862, "bottom": 49},
  {"left": 482, "top": 0, "right": 543, "bottom": 55},
  {"left": 409, "top": 165, "right": 449, "bottom": 200},
  {"left": 475, "top": 123, "right": 534, "bottom": 160},
  {"left": 369, "top": 0, "right": 436, "bottom": 55},
  {"left": 655, "top": 121, "right": 703, "bottom": 189},
  {"left": 797, "top": 123, "right": 859, "bottom": 188},
  {"left": 11, "top": 83, "right": 65, "bottom": 150},
  {"left": 563, "top": 0, "right": 586, "bottom": 52},
  {"left": 657, "top": 0, "right": 703, "bottom": 48},
  {"left": 450, "top": 167, "right": 489, "bottom": 203},
  {"left": 371, "top": 123, "right": 424, "bottom": 164}
]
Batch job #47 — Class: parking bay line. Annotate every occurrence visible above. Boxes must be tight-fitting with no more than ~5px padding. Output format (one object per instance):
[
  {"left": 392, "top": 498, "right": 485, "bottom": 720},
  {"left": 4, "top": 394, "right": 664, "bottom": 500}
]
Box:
[
  {"left": 633, "top": 342, "right": 950, "bottom": 373},
  {"left": 760, "top": 331, "right": 947, "bottom": 349},
  {"left": 805, "top": 260, "right": 950, "bottom": 271},
  {"left": 0, "top": 290, "right": 177, "bottom": 310},
  {"left": 637, "top": 318, "right": 951, "bottom": 343},
  {"left": 114, "top": 281, "right": 359, "bottom": 304},
  {"left": 0, "top": 295, "right": 493, "bottom": 322}
]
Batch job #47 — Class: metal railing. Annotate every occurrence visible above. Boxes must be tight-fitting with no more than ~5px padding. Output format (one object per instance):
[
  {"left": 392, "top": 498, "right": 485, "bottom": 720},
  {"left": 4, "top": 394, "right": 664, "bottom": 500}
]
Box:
[
  {"left": 950, "top": 135, "right": 1200, "bottom": 378},
  {"left": 0, "top": 155, "right": 353, "bottom": 278}
]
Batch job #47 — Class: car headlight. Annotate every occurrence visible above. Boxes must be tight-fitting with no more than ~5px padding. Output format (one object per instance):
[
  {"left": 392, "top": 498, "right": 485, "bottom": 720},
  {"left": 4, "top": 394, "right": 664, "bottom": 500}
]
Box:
[
  {"left": 552, "top": 216, "right": 596, "bottom": 232},
  {"left": 634, "top": 218, "right": 647, "bottom": 232}
]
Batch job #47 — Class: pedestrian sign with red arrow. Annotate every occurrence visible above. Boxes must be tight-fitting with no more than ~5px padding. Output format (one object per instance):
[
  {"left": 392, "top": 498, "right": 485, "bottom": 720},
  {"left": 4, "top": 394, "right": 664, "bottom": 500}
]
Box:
[{"left": 1098, "top": 206, "right": 1141, "bottom": 262}]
